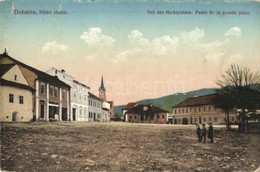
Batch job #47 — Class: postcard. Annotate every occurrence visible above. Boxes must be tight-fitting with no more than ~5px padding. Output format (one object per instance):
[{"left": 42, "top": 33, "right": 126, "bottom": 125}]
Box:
[{"left": 0, "top": 0, "right": 259, "bottom": 171}]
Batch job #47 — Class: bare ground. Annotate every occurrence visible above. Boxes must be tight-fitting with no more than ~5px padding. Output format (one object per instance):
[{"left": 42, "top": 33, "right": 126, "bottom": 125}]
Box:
[{"left": 0, "top": 122, "right": 259, "bottom": 172}]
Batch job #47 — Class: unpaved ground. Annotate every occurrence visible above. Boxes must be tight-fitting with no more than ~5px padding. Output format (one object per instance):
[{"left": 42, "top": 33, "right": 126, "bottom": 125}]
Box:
[{"left": 0, "top": 122, "right": 259, "bottom": 172}]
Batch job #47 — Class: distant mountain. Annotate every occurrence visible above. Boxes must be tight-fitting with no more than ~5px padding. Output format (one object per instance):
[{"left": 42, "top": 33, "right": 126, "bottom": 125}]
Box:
[{"left": 114, "top": 88, "right": 217, "bottom": 119}]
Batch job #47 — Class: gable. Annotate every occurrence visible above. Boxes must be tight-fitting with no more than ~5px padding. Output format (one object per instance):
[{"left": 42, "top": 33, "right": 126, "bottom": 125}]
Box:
[{"left": 1, "top": 64, "right": 29, "bottom": 86}]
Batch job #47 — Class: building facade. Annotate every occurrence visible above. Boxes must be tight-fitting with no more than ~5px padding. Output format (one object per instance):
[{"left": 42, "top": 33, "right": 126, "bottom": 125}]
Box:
[
  {"left": 0, "top": 64, "right": 34, "bottom": 121},
  {"left": 124, "top": 104, "right": 169, "bottom": 124},
  {"left": 0, "top": 51, "right": 71, "bottom": 121},
  {"left": 88, "top": 92, "right": 103, "bottom": 122},
  {"left": 172, "top": 94, "right": 238, "bottom": 125},
  {"left": 46, "top": 68, "right": 90, "bottom": 121}
]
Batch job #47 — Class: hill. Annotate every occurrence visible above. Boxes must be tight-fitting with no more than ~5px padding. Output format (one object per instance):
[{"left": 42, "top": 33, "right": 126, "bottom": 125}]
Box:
[{"left": 114, "top": 88, "right": 217, "bottom": 119}]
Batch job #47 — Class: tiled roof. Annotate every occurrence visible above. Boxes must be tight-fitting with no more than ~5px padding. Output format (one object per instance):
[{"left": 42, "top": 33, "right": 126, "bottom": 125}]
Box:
[
  {"left": 126, "top": 104, "right": 168, "bottom": 114},
  {"left": 173, "top": 94, "right": 217, "bottom": 108},
  {"left": 0, "top": 64, "right": 15, "bottom": 77},
  {"left": 0, "top": 53, "right": 70, "bottom": 89},
  {"left": 89, "top": 92, "right": 103, "bottom": 101},
  {"left": 123, "top": 102, "right": 138, "bottom": 110},
  {"left": 0, "top": 78, "right": 35, "bottom": 91}
]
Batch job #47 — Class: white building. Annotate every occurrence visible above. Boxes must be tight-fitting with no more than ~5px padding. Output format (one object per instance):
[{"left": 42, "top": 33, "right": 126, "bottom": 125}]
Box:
[
  {"left": 88, "top": 92, "right": 102, "bottom": 122},
  {"left": 46, "top": 68, "right": 90, "bottom": 121}
]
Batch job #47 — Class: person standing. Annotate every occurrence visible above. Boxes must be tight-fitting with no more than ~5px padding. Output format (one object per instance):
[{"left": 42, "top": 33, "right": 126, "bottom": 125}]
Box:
[
  {"left": 208, "top": 123, "right": 214, "bottom": 143},
  {"left": 196, "top": 124, "right": 201, "bottom": 142},
  {"left": 201, "top": 124, "right": 207, "bottom": 143}
]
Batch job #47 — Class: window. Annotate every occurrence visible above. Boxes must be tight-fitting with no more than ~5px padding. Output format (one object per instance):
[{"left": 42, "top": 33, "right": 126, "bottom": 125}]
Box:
[
  {"left": 199, "top": 107, "right": 201, "bottom": 112},
  {"left": 49, "top": 85, "right": 54, "bottom": 97},
  {"left": 162, "top": 115, "right": 165, "bottom": 119},
  {"left": 84, "top": 95, "right": 87, "bottom": 102},
  {"left": 178, "top": 109, "right": 181, "bottom": 114},
  {"left": 62, "top": 90, "right": 66, "bottom": 99},
  {"left": 182, "top": 109, "right": 184, "bottom": 113},
  {"left": 214, "top": 117, "right": 218, "bottom": 122},
  {"left": 175, "top": 110, "right": 177, "bottom": 114},
  {"left": 54, "top": 87, "right": 58, "bottom": 97},
  {"left": 40, "top": 82, "right": 45, "bottom": 94},
  {"left": 204, "top": 106, "right": 206, "bottom": 112},
  {"left": 93, "top": 102, "right": 96, "bottom": 107},
  {"left": 19, "top": 96, "right": 24, "bottom": 104},
  {"left": 208, "top": 106, "right": 211, "bottom": 111},
  {"left": 9, "top": 94, "right": 14, "bottom": 103},
  {"left": 14, "top": 75, "right": 17, "bottom": 81},
  {"left": 186, "top": 108, "right": 188, "bottom": 113}
]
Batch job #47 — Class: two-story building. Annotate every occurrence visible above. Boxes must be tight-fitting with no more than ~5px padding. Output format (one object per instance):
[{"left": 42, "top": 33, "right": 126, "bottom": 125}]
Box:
[
  {"left": 172, "top": 94, "right": 238, "bottom": 125},
  {"left": 0, "top": 51, "right": 71, "bottom": 121},
  {"left": 46, "top": 68, "right": 90, "bottom": 121},
  {"left": 88, "top": 92, "right": 103, "bottom": 122},
  {"left": 0, "top": 63, "right": 35, "bottom": 121}
]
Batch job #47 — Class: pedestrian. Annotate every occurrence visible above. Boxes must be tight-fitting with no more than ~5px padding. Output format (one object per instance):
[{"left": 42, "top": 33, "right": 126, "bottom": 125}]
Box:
[
  {"left": 201, "top": 123, "right": 207, "bottom": 143},
  {"left": 208, "top": 123, "right": 214, "bottom": 143},
  {"left": 196, "top": 124, "right": 201, "bottom": 142}
]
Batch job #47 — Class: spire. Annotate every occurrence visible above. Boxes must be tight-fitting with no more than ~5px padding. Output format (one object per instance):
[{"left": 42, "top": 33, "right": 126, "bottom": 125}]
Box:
[{"left": 99, "top": 75, "right": 106, "bottom": 91}]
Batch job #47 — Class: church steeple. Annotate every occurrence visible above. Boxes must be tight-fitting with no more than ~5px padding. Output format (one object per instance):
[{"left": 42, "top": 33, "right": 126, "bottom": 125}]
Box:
[{"left": 99, "top": 76, "right": 106, "bottom": 101}]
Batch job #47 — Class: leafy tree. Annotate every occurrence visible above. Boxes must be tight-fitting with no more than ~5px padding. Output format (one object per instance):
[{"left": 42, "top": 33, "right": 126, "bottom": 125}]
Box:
[{"left": 216, "top": 64, "right": 260, "bottom": 132}]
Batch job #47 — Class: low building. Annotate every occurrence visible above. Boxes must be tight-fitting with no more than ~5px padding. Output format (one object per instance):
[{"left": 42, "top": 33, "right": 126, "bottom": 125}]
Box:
[
  {"left": 122, "top": 102, "right": 138, "bottom": 122},
  {"left": 0, "top": 64, "right": 34, "bottom": 121},
  {"left": 172, "top": 94, "right": 238, "bottom": 125},
  {"left": 124, "top": 104, "right": 169, "bottom": 124}
]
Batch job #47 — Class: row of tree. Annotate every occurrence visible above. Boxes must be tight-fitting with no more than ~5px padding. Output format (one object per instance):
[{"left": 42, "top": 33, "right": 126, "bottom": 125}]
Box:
[{"left": 214, "top": 64, "right": 260, "bottom": 132}]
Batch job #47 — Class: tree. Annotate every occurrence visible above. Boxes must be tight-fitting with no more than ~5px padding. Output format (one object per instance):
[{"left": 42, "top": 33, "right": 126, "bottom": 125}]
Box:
[
  {"left": 213, "top": 87, "right": 236, "bottom": 130},
  {"left": 216, "top": 64, "right": 260, "bottom": 132}
]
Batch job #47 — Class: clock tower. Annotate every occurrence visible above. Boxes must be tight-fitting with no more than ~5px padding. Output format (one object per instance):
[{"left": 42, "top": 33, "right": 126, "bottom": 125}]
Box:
[{"left": 99, "top": 76, "right": 106, "bottom": 101}]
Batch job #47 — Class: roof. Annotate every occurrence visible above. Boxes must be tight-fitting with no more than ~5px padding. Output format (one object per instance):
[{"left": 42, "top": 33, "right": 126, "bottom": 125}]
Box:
[
  {"left": 106, "top": 101, "right": 114, "bottom": 106},
  {"left": 0, "top": 78, "right": 35, "bottom": 92},
  {"left": 73, "top": 80, "right": 90, "bottom": 89},
  {"left": 126, "top": 104, "right": 168, "bottom": 114},
  {"left": 123, "top": 102, "right": 138, "bottom": 110},
  {"left": 0, "top": 53, "right": 70, "bottom": 89},
  {"left": 88, "top": 92, "right": 103, "bottom": 101},
  {"left": 173, "top": 94, "right": 217, "bottom": 108},
  {"left": 0, "top": 64, "right": 15, "bottom": 77}
]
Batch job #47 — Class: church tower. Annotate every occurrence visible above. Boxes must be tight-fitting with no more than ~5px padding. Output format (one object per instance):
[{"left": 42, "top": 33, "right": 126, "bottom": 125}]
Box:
[{"left": 99, "top": 76, "right": 106, "bottom": 101}]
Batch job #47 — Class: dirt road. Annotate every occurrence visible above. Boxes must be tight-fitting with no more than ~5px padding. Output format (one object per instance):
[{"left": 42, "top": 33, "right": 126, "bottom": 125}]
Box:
[{"left": 1, "top": 122, "right": 259, "bottom": 171}]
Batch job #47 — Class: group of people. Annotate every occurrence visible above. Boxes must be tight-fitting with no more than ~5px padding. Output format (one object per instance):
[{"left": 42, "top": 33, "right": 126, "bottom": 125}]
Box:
[{"left": 196, "top": 123, "right": 213, "bottom": 143}]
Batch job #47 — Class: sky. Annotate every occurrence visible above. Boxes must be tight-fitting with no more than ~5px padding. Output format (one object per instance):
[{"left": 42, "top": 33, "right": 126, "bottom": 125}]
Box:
[{"left": 0, "top": 0, "right": 260, "bottom": 105}]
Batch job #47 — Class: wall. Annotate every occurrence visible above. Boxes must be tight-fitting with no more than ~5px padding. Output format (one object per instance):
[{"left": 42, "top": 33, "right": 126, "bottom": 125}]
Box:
[{"left": 0, "top": 86, "right": 33, "bottom": 121}]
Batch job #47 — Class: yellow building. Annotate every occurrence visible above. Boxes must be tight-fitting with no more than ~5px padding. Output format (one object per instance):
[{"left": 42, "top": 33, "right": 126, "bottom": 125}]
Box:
[
  {"left": 172, "top": 94, "right": 238, "bottom": 125},
  {"left": 0, "top": 51, "right": 71, "bottom": 121},
  {"left": 0, "top": 64, "right": 34, "bottom": 121}
]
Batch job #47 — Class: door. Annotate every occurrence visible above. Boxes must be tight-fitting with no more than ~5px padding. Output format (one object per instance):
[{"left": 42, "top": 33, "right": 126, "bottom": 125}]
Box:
[
  {"left": 12, "top": 112, "right": 17, "bottom": 121},
  {"left": 40, "top": 103, "right": 45, "bottom": 119},
  {"left": 72, "top": 108, "right": 76, "bottom": 121}
]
